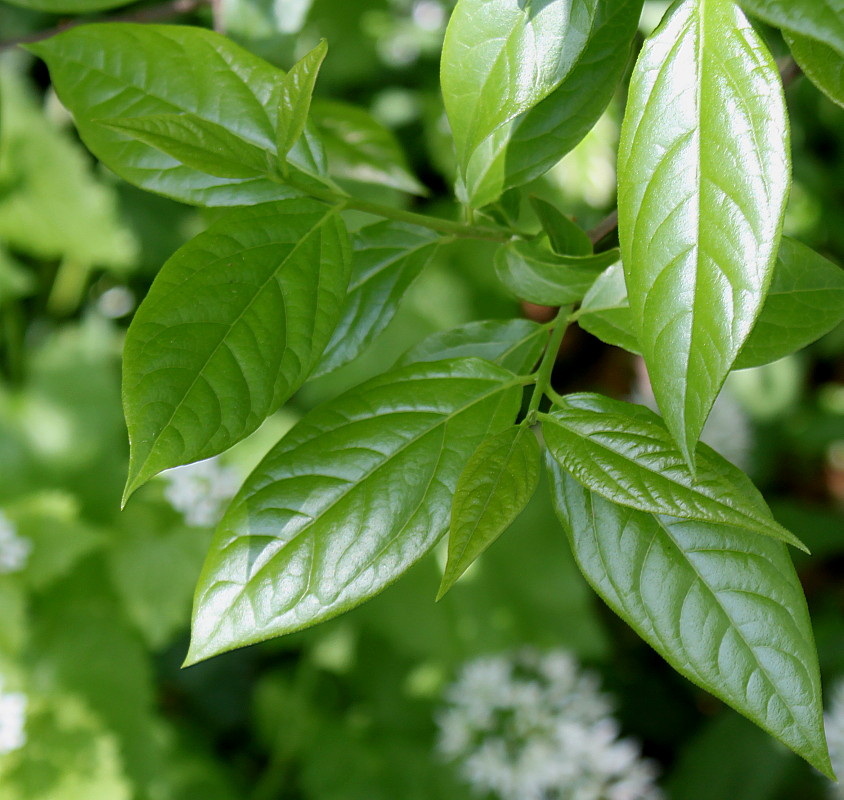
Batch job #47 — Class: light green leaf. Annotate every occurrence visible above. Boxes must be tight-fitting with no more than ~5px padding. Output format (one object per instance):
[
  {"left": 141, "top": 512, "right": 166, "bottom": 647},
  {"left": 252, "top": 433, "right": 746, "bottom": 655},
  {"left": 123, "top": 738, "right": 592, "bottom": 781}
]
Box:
[
  {"left": 541, "top": 393, "right": 807, "bottom": 550},
  {"left": 529, "top": 196, "right": 592, "bottom": 256},
  {"left": 397, "top": 318, "right": 548, "bottom": 374},
  {"left": 312, "top": 221, "right": 439, "bottom": 378},
  {"left": 277, "top": 39, "right": 328, "bottom": 161},
  {"left": 617, "top": 0, "right": 790, "bottom": 467},
  {"left": 438, "top": 424, "right": 540, "bottom": 599},
  {"left": 442, "top": 0, "right": 599, "bottom": 207},
  {"left": 736, "top": 238, "right": 844, "bottom": 368},
  {"left": 123, "top": 199, "right": 351, "bottom": 500},
  {"left": 311, "top": 100, "right": 427, "bottom": 195},
  {"left": 504, "top": 0, "right": 644, "bottom": 191},
  {"left": 28, "top": 24, "right": 326, "bottom": 207},
  {"left": 495, "top": 239, "right": 619, "bottom": 305},
  {"left": 577, "top": 240, "right": 844, "bottom": 368},
  {"left": 187, "top": 358, "right": 522, "bottom": 663},
  {"left": 100, "top": 112, "right": 275, "bottom": 179},
  {"left": 548, "top": 458, "right": 833, "bottom": 778},
  {"left": 784, "top": 30, "right": 844, "bottom": 109},
  {"left": 738, "top": 0, "right": 844, "bottom": 59}
]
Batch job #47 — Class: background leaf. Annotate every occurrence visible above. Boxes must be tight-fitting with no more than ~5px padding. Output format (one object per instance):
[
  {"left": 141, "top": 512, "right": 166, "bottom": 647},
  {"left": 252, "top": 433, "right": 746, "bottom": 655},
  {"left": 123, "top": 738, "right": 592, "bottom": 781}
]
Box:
[
  {"left": 738, "top": 0, "right": 844, "bottom": 59},
  {"left": 187, "top": 358, "right": 522, "bottom": 663},
  {"left": 784, "top": 30, "right": 844, "bottom": 109},
  {"left": 29, "top": 24, "right": 326, "bottom": 207},
  {"left": 123, "top": 199, "right": 351, "bottom": 497},
  {"left": 438, "top": 424, "right": 540, "bottom": 599},
  {"left": 529, "top": 196, "right": 593, "bottom": 256},
  {"left": 312, "top": 221, "right": 439, "bottom": 378},
  {"left": 2, "top": 0, "right": 129, "bottom": 12},
  {"left": 617, "top": 0, "right": 790, "bottom": 465},
  {"left": 542, "top": 393, "right": 806, "bottom": 549},
  {"left": 548, "top": 458, "right": 833, "bottom": 778}
]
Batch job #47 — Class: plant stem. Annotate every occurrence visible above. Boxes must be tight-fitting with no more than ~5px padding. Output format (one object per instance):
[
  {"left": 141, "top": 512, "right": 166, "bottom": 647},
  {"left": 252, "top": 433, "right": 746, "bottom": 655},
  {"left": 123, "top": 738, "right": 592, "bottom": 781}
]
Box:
[{"left": 526, "top": 305, "right": 571, "bottom": 424}]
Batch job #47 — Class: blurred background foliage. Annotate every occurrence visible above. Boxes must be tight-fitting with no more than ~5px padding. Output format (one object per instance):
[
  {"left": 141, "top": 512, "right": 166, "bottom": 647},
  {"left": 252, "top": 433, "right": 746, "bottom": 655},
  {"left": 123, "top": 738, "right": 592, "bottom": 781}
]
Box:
[{"left": 0, "top": 1, "right": 841, "bottom": 798}]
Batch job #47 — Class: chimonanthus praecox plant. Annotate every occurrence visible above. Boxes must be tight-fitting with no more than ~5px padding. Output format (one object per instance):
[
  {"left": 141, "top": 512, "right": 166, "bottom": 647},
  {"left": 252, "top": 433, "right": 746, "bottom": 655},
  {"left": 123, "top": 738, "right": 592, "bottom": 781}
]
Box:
[{"left": 23, "top": 0, "right": 844, "bottom": 777}]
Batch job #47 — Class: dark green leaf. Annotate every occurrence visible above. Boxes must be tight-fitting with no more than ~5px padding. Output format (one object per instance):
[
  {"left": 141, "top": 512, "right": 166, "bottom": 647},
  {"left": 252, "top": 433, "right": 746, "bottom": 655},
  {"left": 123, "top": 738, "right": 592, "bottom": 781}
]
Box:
[
  {"left": 397, "top": 318, "right": 548, "bottom": 374},
  {"left": 504, "top": 0, "right": 644, "bottom": 191},
  {"left": 442, "top": 0, "right": 599, "bottom": 207},
  {"left": 495, "top": 239, "right": 618, "bottom": 305},
  {"left": 311, "top": 100, "right": 427, "bottom": 195},
  {"left": 29, "top": 24, "right": 326, "bottom": 207},
  {"left": 541, "top": 393, "right": 807, "bottom": 550},
  {"left": 312, "top": 221, "right": 439, "bottom": 378},
  {"left": 548, "top": 458, "right": 833, "bottom": 778},
  {"left": 529, "top": 196, "right": 592, "bottom": 256},
  {"left": 736, "top": 238, "right": 844, "bottom": 368},
  {"left": 784, "top": 30, "right": 844, "bottom": 109},
  {"left": 617, "top": 0, "right": 790, "bottom": 466},
  {"left": 738, "top": 0, "right": 844, "bottom": 58},
  {"left": 123, "top": 199, "right": 351, "bottom": 499},
  {"left": 277, "top": 40, "right": 328, "bottom": 161},
  {"left": 438, "top": 424, "right": 540, "bottom": 599},
  {"left": 186, "top": 358, "right": 523, "bottom": 663},
  {"left": 100, "top": 112, "right": 275, "bottom": 179}
]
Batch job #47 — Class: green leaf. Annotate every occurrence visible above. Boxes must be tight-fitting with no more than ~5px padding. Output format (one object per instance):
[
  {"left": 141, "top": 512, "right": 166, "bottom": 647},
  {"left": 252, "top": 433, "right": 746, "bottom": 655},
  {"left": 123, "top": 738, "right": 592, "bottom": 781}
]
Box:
[
  {"left": 504, "top": 0, "right": 644, "bottom": 191},
  {"left": 277, "top": 39, "right": 328, "bottom": 161},
  {"left": 736, "top": 238, "right": 844, "bottom": 368},
  {"left": 123, "top": 199, "right": 351, "bottom": 500},
  {"left": 311, "top": 100, "right": 427, "bottom": 195},
  {"left": 28, "top": 24, "right": 326, "bottom": 207},
  {"left": 442, "top": 0, "right": 599, "bottom": 207},
  {"left": 548, "top": 458, "right": 833, "bottom": 778},
  {"left": 495, "top": 239, "right": 619, "bottom": 305},
  {"left": 3, "top": 0, "right": 128, "bottom": 12},
  {"left": 541, "top": 393, "right": 807, "bottom": 550},
  {"left": 397, "top": 318, "right": 548, "bottom": 374},
  {"left": 784, "top": 30, "right": 844, "bottom": 109},
  {"left": 438, "top": 424, "right": 540, "bottom": 599},
  {"left": 312, "top": 221, "right": 439, "bottom": 378},
  {"left": 529, "top": 196, "right": 592, "bottom": 256},
  {"left": 575, "top": 261, "right": 640, "bottom": 353},
  {"left": 738, "top": 0, "right": 844, "bottom": 59},
  {"left": 617, "top": 0, "right": 790, "bottom": 467},
  {"left": 187, "top": 358, "right": 522, "bottom": 663},
  {"left": 99, "top": 112, "right": 275, "bottom": 179}
]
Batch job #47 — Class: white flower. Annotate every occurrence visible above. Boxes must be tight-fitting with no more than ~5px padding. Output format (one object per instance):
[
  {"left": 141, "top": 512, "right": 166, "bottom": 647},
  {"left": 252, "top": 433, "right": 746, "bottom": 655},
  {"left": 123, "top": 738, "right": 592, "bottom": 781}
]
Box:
[
  {"left": 825, "top": 680, "right": 844, "bottom": 796},
  {"left": 0, "top": 511, "right": 31, "bottom": 575},
  {"left": 436, "top": 648, "right": 663, "bottom": 800},
  {"left": 161, "top": 457, "right": 239, "bottom": 528},
  {"left": 0, "top": 679, "right": 27, "bottom": 755}
]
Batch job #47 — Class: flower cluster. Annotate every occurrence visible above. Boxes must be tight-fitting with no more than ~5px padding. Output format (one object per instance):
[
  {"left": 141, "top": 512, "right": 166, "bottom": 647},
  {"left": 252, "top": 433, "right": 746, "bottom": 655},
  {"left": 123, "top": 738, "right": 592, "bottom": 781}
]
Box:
[
  {"left": 0, "top": 511, "right": 31, "bottom": 575},
  {"left": 825, "top": 680, "right": 844, "bottom": 796},
  {"left": 161, "top": 457, "right": 240, "bottom": 528},
  {"left": 0, "top": 679, "right": 27, "bottom": 755},
  {"left": 437, "top": 649, "right": 662, "bottom": 800}
]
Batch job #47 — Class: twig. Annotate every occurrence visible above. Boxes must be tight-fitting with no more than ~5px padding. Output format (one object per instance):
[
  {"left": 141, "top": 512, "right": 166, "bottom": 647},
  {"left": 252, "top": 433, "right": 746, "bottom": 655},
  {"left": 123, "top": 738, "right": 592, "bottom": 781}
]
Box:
[
  {"left": 0, "top": 0, "right": 210, "bottom": 53},
  {"left": 778, "top": 56, "right": 803, "bottom": 90},
  {"left": 587, "top": 208, "right": 618, "bottom": 246}
]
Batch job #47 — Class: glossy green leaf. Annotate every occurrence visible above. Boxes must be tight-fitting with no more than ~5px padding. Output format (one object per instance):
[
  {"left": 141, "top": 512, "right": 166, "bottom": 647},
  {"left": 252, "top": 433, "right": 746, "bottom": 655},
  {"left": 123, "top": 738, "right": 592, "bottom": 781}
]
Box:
[
  {"left": 529, "top": 196, "right": 593, "bottom": 256},
  {"left": 397, "top": 318, "right": 548, "bottom": 374},
  {"left": 541, "top": 393, "right": 807, "bottom": 550},
  {"left": 495, "top": 239, "right": 618, "bottom": 305},
  {"left": 28, "top": 24, "right": 326, "bottom": 207},
  {"left": 577, "top": 240, "right": 844, "bottom": 368},
  {"left": 312, "top": 222, "right": 439, "bottom": 378},
  {"left": 277, "top": 40, "right": 328, "bottom": 161},
  {"left": 442, "top": 0, "right": 599, "bottom": 207},
  {"left": 504, "top": 0, "right": 644, "bottom": 191},
  {"left": 548, "top": 459, "right": 833, "bottom": 778},
  {"left": 311, "top": 100, "right": 427, "bottom": 195},
  {"left": 738, "top": 0, "right": 844, "bottom": 58},
  {"left": 186, "top": 358, "right": 522, "bottom": 663},
  {"left": 736, "top": 238, "right": 844, "bottom": 368},
  {"left": 438, "top": 424, "right": 540, "bottom": 599},
  {"left": 123, "top": 199, "right": 351, "bottom": 499},
  {"left": 784, "top": 30, "right": 844, "bottom": 109},
  {"left": 617, "top": 0, "right": 790, "bottom": 467},
  {"left": 100, "top": 112, "right": 275, "bottom": 179}
]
